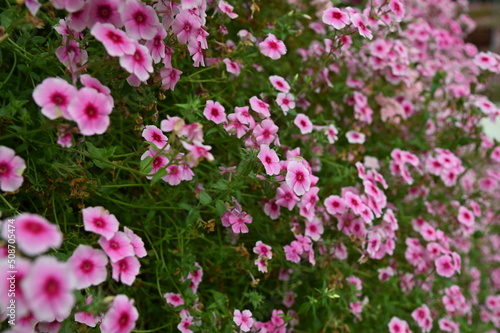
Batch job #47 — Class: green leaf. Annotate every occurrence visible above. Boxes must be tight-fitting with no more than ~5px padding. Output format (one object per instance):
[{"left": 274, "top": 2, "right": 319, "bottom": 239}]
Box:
[
  {"left": 199, "top": 190, "right": 212, "bottom": 205},
  {"left": 215, "top": 200, "right": 226, "bottom": 216},
  {"left": 140, "top": 156, "right": 154, "bottom": 174},
  {"left": 212, "top": 179, "right": 229, "bottom": 190},
  {"left": 85, "top": 142, "right": 117, "bottom": 169},
  {"left": 150, "top": 167, "right": 168, "bottom": 184}
]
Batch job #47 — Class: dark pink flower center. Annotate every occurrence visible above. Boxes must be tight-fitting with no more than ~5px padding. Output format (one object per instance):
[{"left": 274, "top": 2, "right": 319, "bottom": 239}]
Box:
[
  {"left": 107, "top": 31, "right": 122, "bottom": 43},
  {"left": 51, "top": 92, "right": 66, "bottom": 105},
  {"left": 134, "top": 11, "right": 145, "bottom": 23},
  {"left": 134, "top": 50, "right": 143, "bottom": 62},
  {"left": 44, "top": 277, "right": 60, "bottom": 297},
  {"left": 332, "top": 12, "right": 342, "bottom": 19},
  {"left": 97, "top": 5, "right": 111, "bottom": 19},
  {"left": 110, "top": 241, "right": 119, "bottom": 249},
  {"left": 265, "top": 156, "right": 272, "bottom": 164},
  {"left": 80, "top": 260, "right": 94, "bottom": 273},
  {"left": 85, "top": 104, "right": 99, "bottom": 119},
  {"left": 268, "top": 41, "right": 278, "bottom": 50},
  {"left": 152, "top": 133, "right": 162, "bottom": 142},
  {"left": 153, "top": 157, "right": 162, "bottom": 167},
  {"left": 0, "top": 162, "right": 11, "bottom": 176},
  {"left": 183, "top": 22, "right": 192, "bottom": 32},
  {"left": 119, "top": 260, "right": 128, "bottom": 271},
  {"left": 24, "top": 221, "right": 44, "bottom": 234},
  {"left": 119, "top": 312, "right": 130, "bottom": 327},
  {"left": 94, "top": 218, "right": 105, "bottom": 228},
  {"left": 300, "top": 120, "right": 307, "bottom": 127},
  {"left": 295, "top": 172, "right": 304, "bottom": 182},
  {"left": 211, "top": 108, "right": 219, "bottom": 117}
]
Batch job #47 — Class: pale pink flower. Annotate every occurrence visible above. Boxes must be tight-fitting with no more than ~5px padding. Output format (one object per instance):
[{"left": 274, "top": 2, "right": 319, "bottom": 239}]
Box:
[
  {"left": 253, "top": 241, "right": 272, "bottom": 259},
  {"left": 233, "top": 309, "right": 254, "bottom": 332},
  {"left": 0, "top": 146, "right": 26, "bottom": 192},
  {"left": 51, "top": 0, "right": 84, "bottom": 12},
  {"left": 218, "top": 1, "right": 238, "bottom": 19},
  {"left": 164, "top": 293, "right": 185, "bottom": 307},
  {"left": 98, "top": 231, "right": 135, "bottom": 263},
  {"left": 275, "top": 183, "right": 300, "bottom": 210},
  {"left": 82, "top": 206, "right": 120, "bottom": 240},
  {"left": 305, "top": 220, "right": 324, "bottom": 241},
  {"left": 253, "top": 119, "right": 278, "bottom": 145},
  {"left": 257, "top": 144, "right": 280, "bottom": 175},
  {"left": 1, "top": 214, "right": 62, "bottom": 256},
  {"left": 161, "top": 67, "right": 183, "bottom": 91},
  {"left": 324, "top": 195, "right": 347, "bottom": 215},
  {"left": 21, "top": 256, "right": 76, "bottom": 322},
  {"left": 346, "top": 130, "right": 365, "bottom": 144},
  {"left": 474, "top": 52, "right": 498, "bottom": 71},
  {"left": 203, "top": 100, "right": 227, "bottom": 124},
  {"left": 67, "top": 245, "right": 108, "bottom": 289},
  {"left": 235, "top": 106, "right": 256, "bottom": 129},
  {"left": 74, "top": 295, "right": 101, "bottom": 327},
  {"left": 145, "top": 26, "right": 167, "bottom": 63},
  {"left": 259, "top": 33, "right": 287, "bottom": 60},
  {"left": 162, "top": 164, "right": 183, "bottom": 186},
  {"left": 119, "top": 43, "right": 154, "bottom": 82},
  {"left": 457, "top": 206, "right": 474, "bottom": 227},
  {"left": 91, "top": 23, "right": 135, "bottom": 57},
  {"left": 111, "top": 255, "right": 141, "bottom": 285},
  {"left": 80, "top": 74, "right": 111, "bottom": 97},
  {"left": 100, "top": 295, "right": 139, "bottom": 333},
  {"left": 322, "top": 8, "right": 350, "bottom": 29},
  {"left": 67, "top": 87, "right": 113, "bottom": 136},
  {"left": 25, "top": 0, "right": 41, "bottom": 16},
  {"left": 388, "top": 316, "right": 410, "bottom": 333},
  {"left": 269, "top": 75, "right": 290, "bottom": 92},
  {"left": 33, "top": 77, "right": 77, "bottom": 120},
  {"left": 388, "top": 0, "right": 405, "bottom": 22},
  {"left": 124, "top": 227, "right": 147, "bottom": 257},
  {"left": 142, "top": 125, "right": 168, "bottom": 148},
  {"left": 228, "top": 212, "right": 252, "bottom": 233},
  {"left": 435, "top": 255, "right": 455, "bottom": 278},
  {"left": 172, "top": 10, "right": 201, "bottom": 44},
  {"left": 223, "top": 58, "right": 242, "bottom": 76},
  {"left": 351, "top": 13, "right": 373, "bottom": 40},
  {"left": 86, "top": 0, "right": 123, "bottom": 28},
  {"left": 121, "top": 0, "right": 160, "bottom": 40},
  {"left": 294, "top": 114, "right": 313, "bottom": 134},
  {"left": 286, "top": 161, "right": 311, "bottom": 196},
  {"left": 276, "top": 93, "right": 295, "bottom": 113},
  {"left": 325, "top": 124, "right": 339, "bottom": 144},
  {"left": 249, "top": 96, "right": 271, "bottom": 118},
  {"left": 181, "top": 142, "right": 214, "bottom": 167},
  {"left": 180, "top": 0, "right": 201, "bottom": 10}
]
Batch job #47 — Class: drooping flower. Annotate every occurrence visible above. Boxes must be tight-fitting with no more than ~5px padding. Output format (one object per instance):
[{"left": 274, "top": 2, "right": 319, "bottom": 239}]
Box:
[
  {"left": 111, "top": 255, "right": 141, "bottom": 285},
  {"left": 233, "top": 309, "right": 254, "bottom": 332},
  {"left": 257, "top": 144, "right": 281, "bottom": 176},
  {"left": 121, "top": 0, "right": 160, "bottom": 40},
  {"left": 21, "top": 256, "right": 76, "bottom": 322},
  {"left": 249, "top": 96, "right": 271, "bottom": 118},
  {"left": 0, "top": 146, "right": 26, "bottom": 192},
  {"left": 98, "top": 231, "right": 135, "bottom": 263},
  {"left": 91, "top": 23, "right": 136, "bottom": 57},
  {"left": 82, "top": 206, "right": 120, "bottom": 240},
  {"left": 119, "top": 43, "right": 154, "bottom": 82},
  {"left": 164, "top": 293, "right": 185, "bottom": 307},
  {"left": 1, "top": 214, "right": 62, "bottom": 256},
  {"left": 322, "top": 8, "right": 350, "bottom": 29},
  {"left": 142, "top": 125, "right": 168, "bottom": 148},
  {"left": 67, "top": 87, "right": 114, "bottom": 136},
  {"left": 351, "top": 13, "right": 373, "bottom": 40},
  {"left": 218, "top": 1, "right": 238, "bottom": 19},
  {"left": 259, "top": 33, "right": 287, "bottom": 60},
  {"left": 67, "top": 245, "right": 108, "bottom": 289},
  {"left": 269, "top": 75, "right": 290, "bottom": 93},
  {"left": 100, "top": 295, "right": 139, "bottom": 333},
  {"left": 223, "top": 58, "right": 242, "bottom": 76},
  {"left": 388, "top": 0, "right": 405, "bottom": 22},
  {"left": 203, "top": 100, "right": 227, "bottom": 124},
  {"left": 145, "top": 26, "right": 167, "bottom": 63},
  {"left": 123, "top": 227, "right": 147, "bottom": 258},
  {"left": 286, "top": 161, "right": 311, "bottom": 196},
  {"left": 33, "top": 77, "right": 77, "bottom": 120},
  {"left": 161, "top": 67, "right": 183, "bottom": 91}
]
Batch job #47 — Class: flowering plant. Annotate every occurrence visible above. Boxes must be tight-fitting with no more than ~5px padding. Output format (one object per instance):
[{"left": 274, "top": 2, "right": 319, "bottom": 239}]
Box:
[{"left": 1, "top": 0, "right": 500, "bottom": 332}]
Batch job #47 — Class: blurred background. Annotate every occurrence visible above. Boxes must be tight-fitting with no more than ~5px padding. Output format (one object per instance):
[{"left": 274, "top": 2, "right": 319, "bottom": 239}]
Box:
[{"left": 468, "top": 0, "right": 500, "bottom": 140}]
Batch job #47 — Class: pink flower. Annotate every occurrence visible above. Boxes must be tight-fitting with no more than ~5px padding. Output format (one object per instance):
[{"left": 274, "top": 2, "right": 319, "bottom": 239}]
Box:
[
  {"left": 286, "top": 161, "right": 311, "bottom": 196},
  {"left": 68, "top": 87, "right": 113, "bottom": 136},
  {"left": 228, "top": 212, "right": 252, "bottom": 233},
  {"left": 98, "top": 231, "right": 135, "bottom": 263},
  {"left": 145, "top": 26, "right": 167, "bottom": 63},
  {"left": 51, "top": 0, "right": 84, "bottom": 12},
  {"left": 388, "top": 317, "right": 411, "bottom": 333},
  {"left": 82, "top": 206, "right": 120, "bottom": 240},
  {"left": 351, "top": 13, "right": 373, "bottom": 40},
  {"left": 257, "top": 144, "right": 281, "bottom": 175},
  {"left": 223, "top": 58, "right": 242, "bottom": 76},
  {"left": 250, "top": 96, "right": 271, "bottom": 118},
  {"left": 218, "top": 1, "right": 238, "bottom": 19},
  {"left": 91, "top": 23, "right": 135, "bottom": 57},
  {"left": 259, "top": 33, "right": 287, "bottom": 60},
  {"left": 322, "top": 8, "right": 350, "bottom": 29},
  {"left": 276, "top": 93, "right": 295, "bottom": 114},
  {"left": 253, "top": 241, "right": 272, "bottom": 259},
  {"left": 142, "top": 125, "right": 168, "bottom": 148},
  {"left": 21, "top": 256, "right": 76, "bottom": 322},
  {"left": 164, "top": 293, "right": 185, "bottom": 307},
  {"left": 2, "top": 214, "right": 62, "bottom": 256},
  {"left": 233, "top": 309, "right": 254, "bottom": 332},
  {"left": 124, "top": 227, "right": 147, "bottom": 257},
  {"left": 412, "top": 305, "right": 432, "bottom": 332},
  {"left": 162, "top": 164, "right": 183, "bottom": 186},
  {"left": 182, "top": 141, "right": 214, "bottom": 167},
  {"left": 80, "top": 74, "right": 111, "bottom": 97},
  {"left": 435, "top": 254, "right": 455, "bottom": 278},
  {"left": 111, "top": 255, "right": 141, "bottom": 285},
  {"left": 119, "top": 43, "right": 154, "bottom": 82},
  {"left": 457, "top": 206, "right": 474, "bottom": 227},
  {"left": 67, "top": 245, "right": 108, "bottom": 289},
  {"left": 294, "top": 114, "right": 313, "bottom": 134},
  {"left": 172, "top": 10, "right": 201, "bottom": 44},
  {"left": 75, "top": 296, "right": 101, "bottom": 327},
  {"left": 33, "top": 77, "right": 77, "bottom": 120},
  {"left": 161, "top": 67, "right": 183, "bottom": 91},
  {"left": 0, "top": 146, "right": 26, "bottom": 192},
  {"left": 203, "top": 100, "right": 227, "bottom": 124},
  {"left": 178, "top": 315, "right": 194, "bottom": 333},
  {"left": 324, "top": 195, "right": 347, "bottom": 215},
  {"left": 346, "top": 130, "right": 366, "bottom": 144},
  {"left": 253, "top": 119, "right": 279, "bottom": 145},
  {"left": 275, "top": 183, "right": 300, "bottom": 210},
  {"left": 388, "top": 0, "right": 405, "bottom": 22},
  {"left": 0, "top": 257, "right": 31, "bottom": 317},
  {"left": 86, "top": 0, "right": 123, "bottom": 28},
  {"left": 100, "top": 295, "right": 139, "bottom": 333},
  {"left": 121, "top": 0, "right": 160, "bottom": 40},
  {"left": 269, "top": 75, "right": 290, "bottom": 92},
  {"left": 305, "top": 220, "right": 324, "bottom": 241}
]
